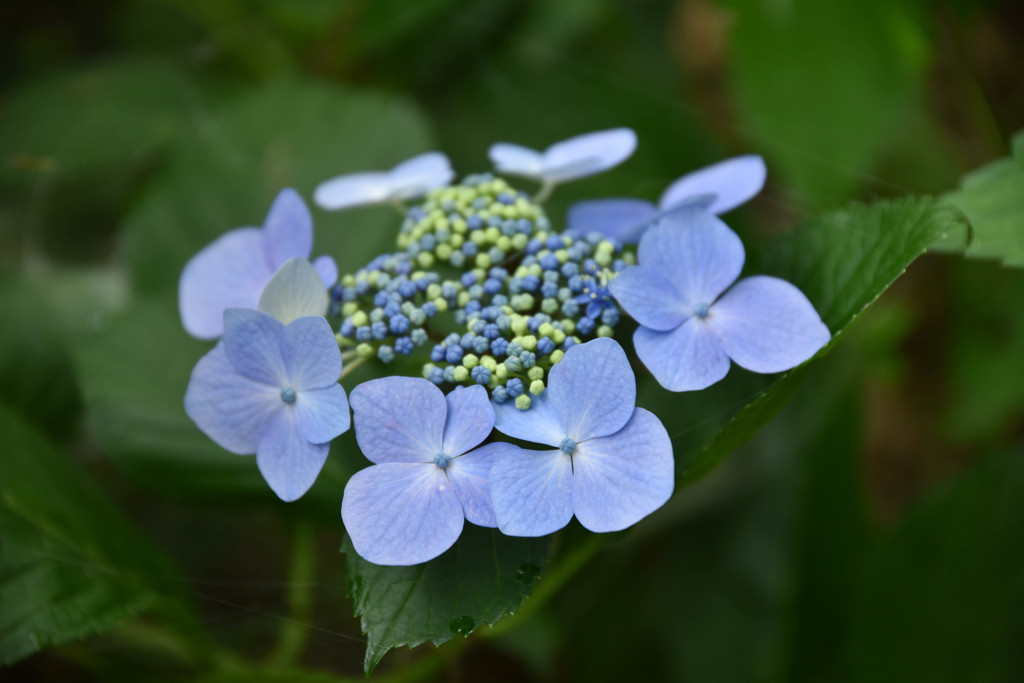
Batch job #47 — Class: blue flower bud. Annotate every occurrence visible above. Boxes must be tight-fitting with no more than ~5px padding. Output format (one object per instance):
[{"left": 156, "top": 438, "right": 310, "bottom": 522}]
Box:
[
  {"left": 484, "top": 278, "right": 502, "bottom": 294},
  {"left": 506, "top": 378, "right": 524, "bottom": 397},
  {"left": 568, "top": 275, "right": 584, "bottom": 293},
  {"left": 339, "top": 319, "right": 355, "bottom": 338},
  {"left": 601, "top": 307, "right": 619, "bottom": 327},
  {"left": 371, "top": 321, "right": 388, "bottom": 339},
  {"left": 501, "top": 219, "right": 518, "bottom": 236},
  {"left": 411, "top": 328, "right": 428, "bottom": 346},
  {"left": 472, "top": 336, "right": 490, "bottom": 354},
  {"left": 519, "top": 351, "right": 536, "bottom": 369},
  {"left": 483, "top": 323, "right": 500, "bottom": 340},
  {"left": 522, "top": 274, "right": 540, "bottom": 292},
  {"left": 377, "top": 345, "right": 395, "bottom": 363},
  {"left": 389, "top": 314, "right": 410, "bottom": 334},
  {"left": 577, "top": 316, "right": 595, "bottom": 335},
  {"left": 408, "top": 308, "right": 427, "bottom": 326},
  {"left": 526, "top": 238, "right": 543, "bottom": 255},
  {"left": 446, "top": 345, "right": 465, "bottom": 363},
  {"left": 398, "top": 280, "right": 418, "bottom": 298},
  {"left": 356, "top": 326, "right": 373, "bottom": 342},
  {"left": 464, "top": 300, "right": 482, "bottom": 315},
  {"left": 431, "top": 344, "right": 446, "bottom": 362},
  {"left": 541, "top": 282, "right": 559, "bottom": 298},
  {"left": 429, "top": 366, "right": 445, "bottom": 385},
  {"left": 374, "top": 291, "right": 390, "bottom": 307},
  {"left": 443, "top": 366, "right": 457, "bottom": 383},
  {"left": 539, "top": 254, "right": 559, "bottom": 271},
  {"left": 421, "top": 301, "right": 438, "bottom": 318},
  {"left": 492, "top": 294, "right": 509, "bottom": 307},
  {"left": 450, "top": 251, "right": 466, "bottom": 268},
  {"left": 462, "top": 241, "right": 478, "bottom": 256},
  {"left": 517, "top": 218, "right": 533, "bottom": 234},
  {"left": 491, "top": 337, "right": 509, "bottom": 357},
  {"left": 561, "top": 299, "right": 580, "bottom": 317},
  {"left": 537, "top": 337, "right": 555, "bottom": 355},
  {"left": 505, "top": 356, "right": 522, "bottom": 373},
  {"left": 470, "top": 365, "right": 491, "bottom": 385},
  {"left": 394, "top": 336, "right": 414, "bottom": 355},
  {"left": 492, "top": 386, "right": 509, "bottom": 403},
  {"left": 467, "top": 214, "right": 483, "bottom": 229},
  {"left": 461, "top": 272, "right": 478, "bottom": 287}
]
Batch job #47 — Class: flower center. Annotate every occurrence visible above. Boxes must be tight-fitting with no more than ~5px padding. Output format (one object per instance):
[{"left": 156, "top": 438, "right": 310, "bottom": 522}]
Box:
[
  {"left": 559, "top": 437, "right": 577, "bottom": 455},
  {"left": 692, "top": 302, "right": 710, "bottom": 319},
  {"left": 279, "top": 387, "right": 297, "bottom": 404},
  {"left": 433, "top": 451, "right": 452, "bottom": 469}
]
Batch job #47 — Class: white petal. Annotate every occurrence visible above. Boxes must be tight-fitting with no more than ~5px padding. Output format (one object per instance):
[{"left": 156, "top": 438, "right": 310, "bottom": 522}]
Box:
[
  {"left": 258, "top": 257, "right": 328, "bottom": 325},
  {"left": 314, "top": 171, "right": 392, "bottom": 210},
  {"left": 387, "top": 152, "right": 454, "bottom": 200},
  {"left": 541, "top": 128, "right": 637, "bottom": 183},
  {"left": 489, "top": 143, "right": 545, "bottom": 178},
  {"left": 659, "top": 155, "right": 767, "bottom": 215}
]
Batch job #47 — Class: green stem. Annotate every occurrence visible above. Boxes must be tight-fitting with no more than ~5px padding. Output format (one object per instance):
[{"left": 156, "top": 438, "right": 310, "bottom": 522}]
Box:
[
  {"left": 481, "top": 535, "right": 605, "bottom": 640},
  {"left": 532, "top": 181, "right": 556, "bottom": 204},
  {"left": 265, "top": 521, "right": 317, "bottom": 668},
  {"left": 340, "top": 356, "right": 368, "bottom": 380}
]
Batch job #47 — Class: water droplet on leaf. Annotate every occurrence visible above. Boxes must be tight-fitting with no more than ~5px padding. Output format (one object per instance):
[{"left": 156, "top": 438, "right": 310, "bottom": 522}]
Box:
[
  {"left": 449, "top": 615, "right": 475, "bottom": 636},
  {"left": 516, "top": 562, "right": 541, "bottom": 583}
]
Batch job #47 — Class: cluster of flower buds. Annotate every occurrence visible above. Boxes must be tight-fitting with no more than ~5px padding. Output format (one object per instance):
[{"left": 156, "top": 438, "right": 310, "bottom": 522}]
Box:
[{"left": 178, "top": 128, "right": 830, "bottom": 566}]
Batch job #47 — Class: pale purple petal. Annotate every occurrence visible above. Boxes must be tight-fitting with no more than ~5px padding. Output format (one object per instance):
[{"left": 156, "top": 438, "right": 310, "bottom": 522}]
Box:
[
  {"left": 350, "top": 377, "right": 446, "bottom": 464},
  {"left": 256, "top": 409, "right": 330, "bottom": 502},
  {"left": 184, "top": 344, "right": 281, "bottom": 454},
  {"left": 547, "top": 338, "right": 635, "bottom": 442},
  {"left": 542, "top": 128, "right": 637, "bottom": 183},
  {"left": 262, "top": 188, "right": 312, "bottom": 271},
  {"left": 490, "top": 445, "right": 574, "bottom": 537},
  {"left": 633, "top": 319, "right": 732, "bottom": 392},
  {"left": 179, "top": 228, "right": 272, "bottom": 340},
  {"left": 314, "top": 172, "right": 391, "bottom": 210},
  {"left": 489, "top": 143, "right": 545, "bottom": 178},
  {"left": 608, "top": 265, "right": 688, "bottom": 331},
  {"left": 222, "top": 308, "right": 287, "bottom": 386},
  {"left": 707, "top": 276, "right": 830, "bottom": 374},
  {"left": 572, "top": 408, "right": 674, "bottom": 533},
  {"left": 566, "top": 198, "right": 658, "bottom": 243},
  {"left": 342, "top": 463, "right": 464, "bottom": 566},
  {"left": 387, "top": 152, "right": 454, "bottom": 200},
  {"left": 659, "top": 155, "right": 767, "bottom": 216},
  {"left": 280, "top": 316, "right": 342, "bottom": 390},
  {"left": 295, "top": 383, "right": 350, "bottom": 444},
  {"left": 441, "top": 385, "right": 494, "bottom": 457},
  {"left": 258, "top": 258, "right": 328, "bottom": 325},
  {"left": 446, "top": 443, "right": 500, "bottom": 528},
  {"left": 638, "top": 209, "right": 745, "bottom": 307},
  {"left": 492, "top": 389, "right": 564, "bottom": 447},
  {"left": 312, "top": 256, "right": 338, "bottom": 287}
]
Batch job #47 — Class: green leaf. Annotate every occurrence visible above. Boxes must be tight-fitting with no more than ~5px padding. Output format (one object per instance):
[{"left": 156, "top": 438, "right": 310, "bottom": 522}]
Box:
[
  {"left": 0, "top": 275, "right": 83, "bottom": 440},
  {"left": 723, "top": 0, "right": 930, "bottom": 204},
  {"left": 943, "top": 130, "right": 1024, "bottom": 266},
  {"left": 683, "top": 198, "right": 966, "bottom": 484},
  {"left": 343, "top": 527, "right": 549, "bottom": 674},
  {"left": 845, "top": 453, "right": 1024, "bottom": 682},
  {"left": 0, "top": 405, "right": 178, "bottom": 664},
  {"left": 123, "top": 77, "right": 436, "bottom": 296}
]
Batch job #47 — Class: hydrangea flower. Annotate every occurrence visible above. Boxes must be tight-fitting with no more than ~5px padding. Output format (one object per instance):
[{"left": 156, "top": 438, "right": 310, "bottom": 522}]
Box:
[
  {"left": 486, "top": 338, "right": 673, "bottom": 536},
  {"left": 314, "top": 152, "right": 454, "bottom": 211},
  {"left": 184, "top": 308, "right": 350, "bottom": 501},
  {"left": 489, "top": 128, "right": 636, "bottom": 190},
  {"left": 566, "top": 155, "right": 766, "bottom": 243},
  {"left": 179, "top": 188, "right": 338, "bottom": 340},
  {"left": 342, "top": 379, "right": 500, "bottom": 565},
  {"left": 608, "top": 208, "right": 830, "bottom": 391}
]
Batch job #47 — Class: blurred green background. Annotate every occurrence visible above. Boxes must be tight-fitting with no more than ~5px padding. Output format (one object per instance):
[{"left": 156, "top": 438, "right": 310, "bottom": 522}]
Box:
[{"left": 2, "top": 0, "right": 1023, "bottom": 680}]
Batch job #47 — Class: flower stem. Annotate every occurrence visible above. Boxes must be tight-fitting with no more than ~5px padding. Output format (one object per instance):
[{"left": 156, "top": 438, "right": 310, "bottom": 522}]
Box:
[
  {"left": 532, "top": 181, "right": 556, "bottom": 204},
  {"left": 265, "top": 520, "right": 317, "bottom": 668},
  {"left": 340, "top": 356, "right": 368, "bottom": 380}
]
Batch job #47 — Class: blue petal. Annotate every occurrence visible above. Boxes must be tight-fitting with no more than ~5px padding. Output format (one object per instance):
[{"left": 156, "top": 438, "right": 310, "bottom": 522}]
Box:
[
  {"left": 262, "top": 188, "right": 313, "bottom": 271},
  {"left": 637, "top": 209, "right": 745, "bottom": 308},
  {"left": 258, "top": 258, "right": 328, "bottom": 325},
  {"left": 633, "top": 318, "right": 731, "bottom": 391},
  {"left": 441, "top": 385, "right": 494, "bottom": 457},
  {"left": 256, "top": 409, "right": 330, "bottom": 502},
  {"left": 547, "top": 338, "right": 635, "bottom": 442},
  {"left": 222, "top": 308, "right": 287, "bottom": 385},
  {"left": 184, "top": 344, "right": 281, "bottom": 454},
  {"left": 608, "top": 265, "right": 688, "bottom": 331},
  {"left": 566, "top": 198, "right": 657, "bottom": 243},
  {"left": 489, "top": 444, "right": 574, "bottom": 537},
  {"left": 314, "top": 171, "right": 391, "bottom": 210},
  {"left": 296, "top": 383, "right": 350, "bottom": 444},
  {"left": 387, "top": 152, "right": 454, "bottom": 200},
  {"left": 280, "top": 316, "right": 341, "bottom": 390},
  {"left": 179, "top": 228, "right": 272, "bottom": 339},
  {"left": 350, "top": 377, "right": 446, "bottom": 464},
  {"left": 572, "top": 408, "right": 674, "bottom": 532},
  {"left": 659, "top": 155, "right": 767, "bottom": 216},
  {"left": 542, "top": 128, "right": 637, "bottom": 183},
  {"left": 341, "top": 463, "right": 464, "bottom": 565},
  {"left": 492, "top": 389, "right": 564, "bottom": 447},
  {"left": 707, "top": 275, "right": 830, "bottom": 373},
  {"left": 489, "top": 143, "right": 545, "bottom": 178},
  {"left": 447, "top": 443, "right": 501, "bottom": 528},
  {"left": 312, "top": 255, "right": 338, "bottom": 287}
]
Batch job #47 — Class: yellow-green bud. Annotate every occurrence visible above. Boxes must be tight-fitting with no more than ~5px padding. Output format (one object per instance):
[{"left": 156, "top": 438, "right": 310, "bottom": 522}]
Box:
[
  {"left": 529, "top": 380, "right": 545, "bottom": 395},
  {"left": 549, "top": 349, "right": 564, "bottom": 363},
  {"left": 527, "top": 366, "right": 544, "bottom": 381},
  {"left": 351, "top": 311, "right": 369, "bottom": 327},
  {"left": 515, "top": 394, "right": 532, "bottom": 410},
  {"left": 453, "top": 366, "right": 469, "bottom": 383},
  {"left": 463, "top": 354, "right": 479, "bottom": 369},
  {"left": 356, "top": 343, "right": 375, "bottom": 358}
]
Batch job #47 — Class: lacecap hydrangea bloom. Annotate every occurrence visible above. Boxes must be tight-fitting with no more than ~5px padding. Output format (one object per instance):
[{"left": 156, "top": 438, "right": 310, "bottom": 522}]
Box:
[
  {"left": 179, "top": 188, "right": 337, "bottom": 339},
  {"left": 567, "top": 154, "right": 766, "bottom": 244},
  {"left": 609, "top": 207, "right": 830, "bottom": 391},
  {"left": 178, "top": 126, "right": 828, "bottom": 565}
]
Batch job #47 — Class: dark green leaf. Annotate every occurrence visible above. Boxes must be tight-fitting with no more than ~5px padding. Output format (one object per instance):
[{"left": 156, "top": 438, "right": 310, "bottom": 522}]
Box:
[
  {"left": 943, "top": 130, "right": 1024, "bottom": 266},
  {"left": 343, "top": 526, "right": 549, "bottom": 674},
  {"left": 845, "top": 453, "right": 1024, "bottom": 682},
  {"left": 723, "top": 0, "right": 930, "bottom": 204},
  {"left": 0, "top": 406, "right": 178, "bottom": 664},
  {"left": 684, "top": 198, "right": 966, "bottom": 484}
]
